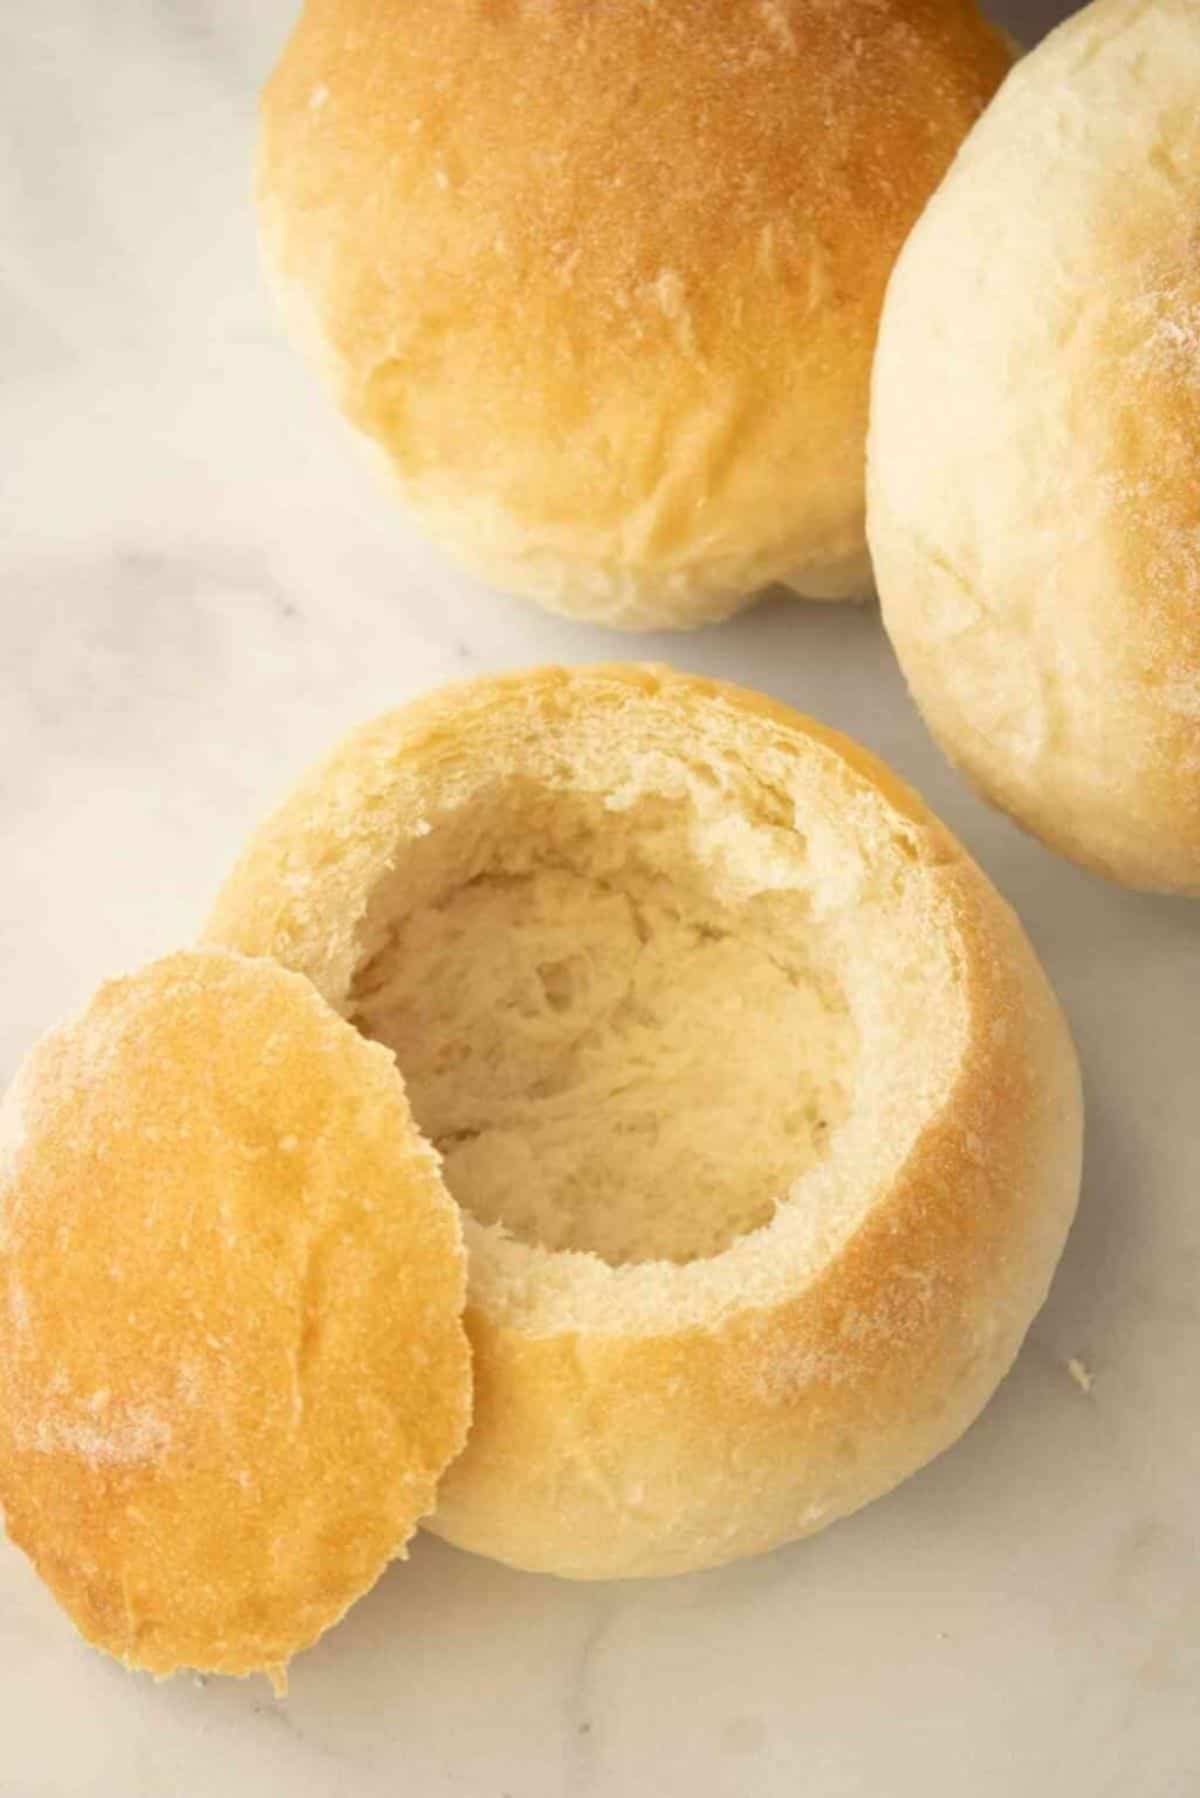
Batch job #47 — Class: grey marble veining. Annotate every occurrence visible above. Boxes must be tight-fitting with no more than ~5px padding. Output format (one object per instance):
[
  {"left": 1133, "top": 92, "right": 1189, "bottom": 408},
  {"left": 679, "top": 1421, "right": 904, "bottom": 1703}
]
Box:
[{"left": 2, "top": 4, "right": 1197, "bottom": 1795}]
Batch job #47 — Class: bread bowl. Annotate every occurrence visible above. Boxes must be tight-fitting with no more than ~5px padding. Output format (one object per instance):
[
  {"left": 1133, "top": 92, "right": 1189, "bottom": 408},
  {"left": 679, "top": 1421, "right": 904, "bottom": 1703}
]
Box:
[
  {"left": 0, "top": 951, "right": 471, "bottom": 1685},
  {"left": 207, "top": 665, "right": 1082, "bottom": 1578},
  {"left": 867, "top": 0, "right": 1200, "bottom": 893},
  {"left": 258, "top": 0, "right": 1012, "bottom": 628}
]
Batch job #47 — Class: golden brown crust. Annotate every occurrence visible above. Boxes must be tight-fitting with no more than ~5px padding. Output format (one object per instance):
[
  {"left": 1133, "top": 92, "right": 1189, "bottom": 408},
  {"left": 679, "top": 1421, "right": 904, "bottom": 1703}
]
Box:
[
  {"left": 207, "top": 667, "right": 1081, "bottom": 1577},
  {"left": 0, "top": 951, "right": 471, "bottom": 1679},
  {"left": 868, "top": 0, "right": 1200, "bottom": 893},
  {"left": 260, "top": 0, "right": 1010, "bottom": 625}
]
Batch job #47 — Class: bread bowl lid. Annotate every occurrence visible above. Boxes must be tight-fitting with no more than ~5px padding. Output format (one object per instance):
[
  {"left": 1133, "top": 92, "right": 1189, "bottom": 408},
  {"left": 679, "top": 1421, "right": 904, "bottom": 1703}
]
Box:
[{"left": 0, "top": 948, "right": 471, "bottom": 1688}]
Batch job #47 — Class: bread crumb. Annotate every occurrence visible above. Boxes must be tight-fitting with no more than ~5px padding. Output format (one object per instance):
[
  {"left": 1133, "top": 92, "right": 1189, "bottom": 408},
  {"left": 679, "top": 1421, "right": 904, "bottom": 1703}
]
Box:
[
  {"left": 756, "top": 0, "right": 797, "bottom": 55},
  {"left": 9, "top": 1281, "right": 30, "bottom": 1334},
  {"left": 647, "top": 269, "right": 696, "bottom": 355},
  {"left": 32, "top": 1404, "right": 171, "bottom": 1468},
  {"left": 1066, "top": 1356, "right": 1093, "bottom": 1395}
]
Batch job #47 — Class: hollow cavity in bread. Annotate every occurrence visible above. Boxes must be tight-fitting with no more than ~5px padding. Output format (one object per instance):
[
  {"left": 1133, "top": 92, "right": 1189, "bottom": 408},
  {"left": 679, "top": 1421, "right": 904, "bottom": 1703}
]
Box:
[
  {"left": 230, "top": 669, "right": 978, "bottom": 1341},
  {"left": 349, "top": 785, "right": 855, "bottom": 1267}
]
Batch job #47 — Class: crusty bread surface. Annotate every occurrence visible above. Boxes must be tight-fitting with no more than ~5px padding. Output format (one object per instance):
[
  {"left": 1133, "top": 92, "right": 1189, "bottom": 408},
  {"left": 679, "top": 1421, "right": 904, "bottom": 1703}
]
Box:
[
  {"left": 259, "top": 0, "right": 1011, "bottom": 627},
  {"left": 207, "top": 666, "right": 1082, "bottom": 1578},
  {"left": 0, "top": 950, "right": 471, "bottom": 1682},
  {"left": 868, "top": 0, "right": 1200, "bottom": 893}
]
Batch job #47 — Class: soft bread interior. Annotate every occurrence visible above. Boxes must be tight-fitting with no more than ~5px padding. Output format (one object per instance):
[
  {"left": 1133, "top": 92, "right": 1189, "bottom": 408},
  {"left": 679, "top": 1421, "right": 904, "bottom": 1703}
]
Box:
[
  {"left": 350, "top": 785, "right": 855, "bottom": 1268},
  {"left": 337, "top": 690, "right": 968, "bottom": 1339}
]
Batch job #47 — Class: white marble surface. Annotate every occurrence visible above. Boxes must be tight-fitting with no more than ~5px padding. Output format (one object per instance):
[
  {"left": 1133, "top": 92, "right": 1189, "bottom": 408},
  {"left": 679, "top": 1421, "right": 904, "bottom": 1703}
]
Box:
[{"left": 2, "top": 4, "right": 1198, "bottom": 1793}]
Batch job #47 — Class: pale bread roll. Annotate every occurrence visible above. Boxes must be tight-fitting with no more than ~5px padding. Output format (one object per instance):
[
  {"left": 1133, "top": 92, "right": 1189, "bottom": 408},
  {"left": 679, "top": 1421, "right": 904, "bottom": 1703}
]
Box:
[
  {"left": 868, "top": 0, "right": 1200, "bottom": 893},
  {"left": 207, "top": 666, "right": 1082, "bottom": 1578},
  {"left": 258, "top": 0, "right": 1011, "bottom": 629},
  {"left": 0, "top": 951, "right": 471, "bottom": 1684}
]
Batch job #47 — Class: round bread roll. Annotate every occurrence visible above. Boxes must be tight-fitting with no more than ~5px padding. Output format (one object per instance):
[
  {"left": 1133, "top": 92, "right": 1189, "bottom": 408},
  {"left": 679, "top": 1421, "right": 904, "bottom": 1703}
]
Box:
[
  {"left": 207, "top": 665, "right": 1082, "bottom": 1579},
  {"left": 0, "top": 951, "right": 470, "bottom": 1684},
  {"left": 868, "top": 0, "right": 1200, "bottom": 893},
  {"left": 259, "top": 0, "right": 1011, "bottom": 629}
]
